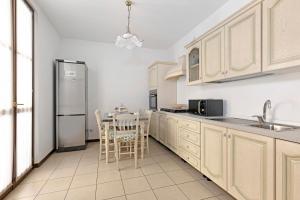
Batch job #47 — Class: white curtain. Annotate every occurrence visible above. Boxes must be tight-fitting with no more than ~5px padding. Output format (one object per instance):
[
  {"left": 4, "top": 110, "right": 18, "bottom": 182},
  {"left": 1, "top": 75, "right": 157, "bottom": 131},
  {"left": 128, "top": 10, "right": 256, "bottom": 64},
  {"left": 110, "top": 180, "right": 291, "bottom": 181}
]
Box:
[
  {"left": 16, "top": 0, "right": 33, "bottom": 178},
  {"left": 0, "top": 0, "right": 13, "bottom": 194}
]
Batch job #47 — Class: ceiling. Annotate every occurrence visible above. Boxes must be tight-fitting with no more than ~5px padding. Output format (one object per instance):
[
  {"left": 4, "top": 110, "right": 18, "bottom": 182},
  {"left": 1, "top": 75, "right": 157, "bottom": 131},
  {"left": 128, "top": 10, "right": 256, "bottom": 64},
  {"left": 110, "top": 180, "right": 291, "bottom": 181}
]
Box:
[{"left": 36, "top": 0, "right": 229, "bottom": 49}]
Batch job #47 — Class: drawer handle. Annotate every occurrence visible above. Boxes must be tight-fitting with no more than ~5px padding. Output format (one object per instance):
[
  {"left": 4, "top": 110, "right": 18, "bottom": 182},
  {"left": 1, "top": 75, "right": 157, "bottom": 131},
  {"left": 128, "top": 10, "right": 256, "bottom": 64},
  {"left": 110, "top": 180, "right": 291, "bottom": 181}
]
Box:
[
  {"left": 186, "top": 134, "right": 190, "bottom": 138},
  {"left": 186, "top": 145, "right": 189, "bottom": 149}
]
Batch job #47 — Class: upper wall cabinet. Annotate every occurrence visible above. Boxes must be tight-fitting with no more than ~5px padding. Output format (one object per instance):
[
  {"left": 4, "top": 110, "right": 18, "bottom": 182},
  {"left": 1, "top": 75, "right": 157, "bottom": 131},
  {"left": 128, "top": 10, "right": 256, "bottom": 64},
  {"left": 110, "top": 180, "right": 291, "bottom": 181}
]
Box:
[
  {"left": 225, "top": 4, "right": 262, "bottom": 78},
  {"left": 202, "top": 27, "right": 225, "bottom": 82},
  {"left": 263, "top": 0, "right": 300, "bottom": 71},
  {"left": 187, "top": 41, "right": 202, "bottom": 85}
]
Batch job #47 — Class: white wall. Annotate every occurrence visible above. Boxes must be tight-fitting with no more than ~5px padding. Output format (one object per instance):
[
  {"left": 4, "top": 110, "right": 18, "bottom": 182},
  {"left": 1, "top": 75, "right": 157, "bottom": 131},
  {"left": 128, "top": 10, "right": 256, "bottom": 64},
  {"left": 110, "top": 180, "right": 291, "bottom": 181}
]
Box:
[
  {"left": 59, "top": 39, "right": 172, "bottom": 139},
  {"left": 169, "top": 0, "right": 300, "bottom": 125},
  {"left": 33, "top": 2, "right": 61, "bottom": 163}
]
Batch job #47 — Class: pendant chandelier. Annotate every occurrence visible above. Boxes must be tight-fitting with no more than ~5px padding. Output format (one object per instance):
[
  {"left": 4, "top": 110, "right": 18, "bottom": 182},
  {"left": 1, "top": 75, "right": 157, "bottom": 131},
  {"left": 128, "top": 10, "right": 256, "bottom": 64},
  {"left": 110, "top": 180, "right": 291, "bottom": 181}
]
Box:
[{"left": 115, "top": 0, "right": 143, "bottom": 50}]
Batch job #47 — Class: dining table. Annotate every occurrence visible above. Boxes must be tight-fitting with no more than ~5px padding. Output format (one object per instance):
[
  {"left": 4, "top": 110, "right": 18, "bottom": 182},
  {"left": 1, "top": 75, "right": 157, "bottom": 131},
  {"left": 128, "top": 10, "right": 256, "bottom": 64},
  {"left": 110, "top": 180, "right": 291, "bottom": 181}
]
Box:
[{"left": 102, "top": 113, "right": 148, "bottom": 164}]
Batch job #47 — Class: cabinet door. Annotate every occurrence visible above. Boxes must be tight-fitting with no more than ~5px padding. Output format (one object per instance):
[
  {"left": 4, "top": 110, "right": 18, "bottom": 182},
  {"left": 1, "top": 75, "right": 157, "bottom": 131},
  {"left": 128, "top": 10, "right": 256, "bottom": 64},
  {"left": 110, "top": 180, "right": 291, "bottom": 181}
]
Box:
[
  {"left": 148, "top": 66, "right": 157, "bottom": 90},
  {"left": 150, "top": 112, "right": 159, "bottom": 140},
  {"left": 263, "top": 0, "right": 300, "bottom": 71},
  {"left": 201, "top": 123, "right": 227, "bottom": 189},
  {"left": 187, "top": 41, "right": 202, "bottom": 85},
  {"left": 202, "top": 27, "right": 225, "bottom": 82},
  {"left": 167, "top": 117, "right": 178, "bottom": 151},
  {"left": 225, "top": 4, "right": 262, "bottom": 78},
  {"left": 276, "top": 140, "right": 300, "bottom": 200},
  {"left": 159, "top": 114, "right": 167, "bottom": 144},
  {"left": 227, "top": 129, "right": 274, "bottom": 200}
]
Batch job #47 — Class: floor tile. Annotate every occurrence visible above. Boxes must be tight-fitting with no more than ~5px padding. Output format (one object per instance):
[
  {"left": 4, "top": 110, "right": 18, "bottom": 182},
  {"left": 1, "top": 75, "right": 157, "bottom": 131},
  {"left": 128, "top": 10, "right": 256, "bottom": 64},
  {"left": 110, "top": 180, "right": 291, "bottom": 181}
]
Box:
[
  {"left": 184, "top": 167, "right": 205, "bottom": 180},
  {"left": 98, "top": 170, "right": 121, "bottom": 183},
  {"left": 178, "top": 181, "right": 215, "bottom": 200},
  {"left": 146, "top": 172, "right": 174, "bottom": 189},
  {"left": 40, "top": 177, "right": 72, "bottom": 194},
  {"left": 152, "top": 155, "right": 172, "bottom": 163},
  {"left": 139, "top": 157, "right": 156, "bottom": 166},
  {"left": 166, "top": 169, "right": 195, "bottom": 184},
  {"left": 98, "top": 162, "right": 118, "bottom": 172},
  {"left": 217, "top": 193, "right": 236, "bottom": 200},
  {"left": 35, "top": 191, "right": 67, "bottom": 200},
  {"left": 159, "top": 161, "right": 182, "bottom": 172},
  {"left": 6, "top": 181, "right": 45, "bottom": 199},
  {"left": 120, "top": 168, "right": 143, "bottom": 179},
  {"left": 126, "top": 190, "right": 156, "bottom": 200},
  {"left": 108, "top": 196, "right": 126, "bottom": 200},
  {"left": 22, "top": 169, "right": 52, "bottom": 184},
  {"left": 75, "top": 164, "right": 98, "bottom": 175},
  {"left": 154, "top": 185, "right": 188, "bottom": 200},
  {"left": 122, "top": 176, "right": 151, "bottom": 194},
  {"left": 66, "top": 185, "right": 96, "bottom": 200},
  {"left": 96, "top": 180, "right": 124, "bottom": 200},
  {"left": 201, "top": 180, "right": 226, "bottom": 196},
  {"left": 49, "top": 167, "right": 76, "bottom": 179},
  {"left": 70, "top": 173, "right": 97, "bottom": 188},
  {"left": 141, "top": 164, "right": 163, "bottom": 175}
]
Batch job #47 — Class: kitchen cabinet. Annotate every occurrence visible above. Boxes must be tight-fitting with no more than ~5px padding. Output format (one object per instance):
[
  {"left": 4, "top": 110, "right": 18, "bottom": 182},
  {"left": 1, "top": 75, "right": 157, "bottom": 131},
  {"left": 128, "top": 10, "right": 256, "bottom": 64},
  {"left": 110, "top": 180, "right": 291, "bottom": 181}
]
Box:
[
  {"left": 263, "top": 0, "right": 300, "bottom": 72},
  {"left": 201, "top": 123, "right": 227, "bottom": 189},
  {"left": 202, "top": 27, "right": 225, "bottom": 82},
  {"left": 150, "top": 112, "right": 159, "bottom": 140},
  {"left": 159, "top": 113, "right": 167, "bottom": 144},
  {"left": 186, "top": 41, "right": 202, "bottom": 85},
  {"left": 166, "top": 116, "right": 178, "bottom": 152},
  {"left": 148, "top": 66, "right": 157, "bottom": 90},
  {"left": 276, "top": 139, "right": 300, "bottom": 200},
  {"left": 201, "top": 123, "right": 275, "bottom": 199},
  {"left": 225, "top": 4, "right": 262, "bottom": 78},
  {"left": 227, "top": 129, "right": 274, "bottom": 200}
]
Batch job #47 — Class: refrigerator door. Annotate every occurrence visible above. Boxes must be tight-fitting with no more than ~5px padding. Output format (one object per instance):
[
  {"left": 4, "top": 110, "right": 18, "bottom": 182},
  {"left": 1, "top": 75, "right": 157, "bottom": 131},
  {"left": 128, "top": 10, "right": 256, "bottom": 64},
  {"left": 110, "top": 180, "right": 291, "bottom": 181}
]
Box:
[
  {"left": 57, "top": 62, "right": 86, "bottom": 115},
  {"left": 57, "top": 115, "right": 86, "bottom": 149}
]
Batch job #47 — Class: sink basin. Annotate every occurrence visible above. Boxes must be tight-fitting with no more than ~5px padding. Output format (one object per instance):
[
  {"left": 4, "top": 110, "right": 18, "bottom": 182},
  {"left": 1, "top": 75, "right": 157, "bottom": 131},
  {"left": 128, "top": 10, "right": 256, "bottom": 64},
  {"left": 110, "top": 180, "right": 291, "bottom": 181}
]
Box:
[
  {"left": 249, "top": 123, "right": 298, "bottom": 132},
  {"left": 210, "top": 117, "right": 255, "bottom": 125}
]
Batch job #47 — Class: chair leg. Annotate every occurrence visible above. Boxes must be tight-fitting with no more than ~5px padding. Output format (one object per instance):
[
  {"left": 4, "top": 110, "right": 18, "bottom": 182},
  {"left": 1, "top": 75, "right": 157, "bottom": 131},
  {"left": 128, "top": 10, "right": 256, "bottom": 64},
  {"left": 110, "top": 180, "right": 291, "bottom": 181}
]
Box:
[
  {"left": 147, "top": 135, "right": 150, "bottom": 154},
  {"left": 105, "top": 139, "right": 109, "bottom": 164},
  {"left": 134, "top": 140, "right": 138, "bottom": 169},
  {"left": 114, "top": 139, "right": 119, "bottom": 169},
  {"left": 130, "top": 142, "right": 132, "bottom": 158},
  {"left": 99, "top": 138, "right": 102, "bottom": 160}
]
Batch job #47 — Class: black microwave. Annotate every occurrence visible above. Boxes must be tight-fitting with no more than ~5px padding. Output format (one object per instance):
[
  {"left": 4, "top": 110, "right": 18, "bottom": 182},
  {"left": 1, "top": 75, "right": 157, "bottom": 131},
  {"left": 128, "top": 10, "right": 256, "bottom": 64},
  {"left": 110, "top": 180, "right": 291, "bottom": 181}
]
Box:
[{"left": 189, "top": 99, "right": 223, "bottom": 116}]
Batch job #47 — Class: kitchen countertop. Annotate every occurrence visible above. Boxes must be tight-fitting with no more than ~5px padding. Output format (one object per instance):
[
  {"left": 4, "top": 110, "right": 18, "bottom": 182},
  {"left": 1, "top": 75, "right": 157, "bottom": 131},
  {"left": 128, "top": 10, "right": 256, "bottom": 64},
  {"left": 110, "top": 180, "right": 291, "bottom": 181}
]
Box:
[{"left": 158, "top": 111, "right": 300, "bottom": 144}]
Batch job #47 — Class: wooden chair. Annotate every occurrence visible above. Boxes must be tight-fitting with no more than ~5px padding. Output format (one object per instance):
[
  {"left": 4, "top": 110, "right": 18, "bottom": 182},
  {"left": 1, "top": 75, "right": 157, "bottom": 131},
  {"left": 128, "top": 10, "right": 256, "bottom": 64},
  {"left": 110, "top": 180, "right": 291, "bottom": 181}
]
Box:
[
  {"left": 137, "top": 109, "right": 152, "bottom": 157},
  {"left": 112, "top": 113, "right": 140, "bottom": 169},
  {"left": 95, "top": 110, "right": 114, "bottom": 163}
]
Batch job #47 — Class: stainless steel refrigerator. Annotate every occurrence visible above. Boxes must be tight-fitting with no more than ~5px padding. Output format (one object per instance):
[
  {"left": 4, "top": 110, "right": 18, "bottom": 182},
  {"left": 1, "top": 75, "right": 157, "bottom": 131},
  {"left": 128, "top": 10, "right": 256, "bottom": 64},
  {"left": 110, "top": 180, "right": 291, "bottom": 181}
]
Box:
[{"left": 55, "top": 59, "right": 87, "bottom": 152}]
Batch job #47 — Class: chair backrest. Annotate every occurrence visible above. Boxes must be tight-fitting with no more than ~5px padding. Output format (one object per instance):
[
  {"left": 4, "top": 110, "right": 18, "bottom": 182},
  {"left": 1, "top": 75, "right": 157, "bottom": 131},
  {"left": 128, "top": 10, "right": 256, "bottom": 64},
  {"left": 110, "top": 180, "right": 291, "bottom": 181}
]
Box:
[
  {"left": 144, "top": 110, "right": 153, "bottom": 134},
  {"left": 95, "top": 109, "right": 103, "bottom": 138},
  {"left": 113, "top": 113, "right": 139, "bottom": 137}
]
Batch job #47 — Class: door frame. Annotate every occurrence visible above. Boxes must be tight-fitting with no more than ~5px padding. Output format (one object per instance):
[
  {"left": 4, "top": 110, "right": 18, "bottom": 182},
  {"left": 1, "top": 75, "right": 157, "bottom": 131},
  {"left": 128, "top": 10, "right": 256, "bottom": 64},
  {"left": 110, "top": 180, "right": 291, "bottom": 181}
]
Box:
[{"left": 0, "top": 0, "right": 34, "bottom": 199}]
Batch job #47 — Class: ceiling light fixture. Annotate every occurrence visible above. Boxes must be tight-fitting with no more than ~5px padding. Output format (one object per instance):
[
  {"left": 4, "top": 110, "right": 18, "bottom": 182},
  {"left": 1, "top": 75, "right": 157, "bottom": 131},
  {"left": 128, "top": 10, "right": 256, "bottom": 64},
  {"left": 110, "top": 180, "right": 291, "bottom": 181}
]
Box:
[{"left": 115, "top": 0, "right": 143, "bottom": 50}]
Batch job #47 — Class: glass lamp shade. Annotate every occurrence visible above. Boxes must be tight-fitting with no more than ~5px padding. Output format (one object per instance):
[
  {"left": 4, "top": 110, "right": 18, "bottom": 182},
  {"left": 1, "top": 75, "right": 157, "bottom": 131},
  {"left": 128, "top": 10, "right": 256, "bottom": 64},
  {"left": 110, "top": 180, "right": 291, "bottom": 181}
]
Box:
[{"left": 115, "top": 32, "right": 143, "bottom": 50}]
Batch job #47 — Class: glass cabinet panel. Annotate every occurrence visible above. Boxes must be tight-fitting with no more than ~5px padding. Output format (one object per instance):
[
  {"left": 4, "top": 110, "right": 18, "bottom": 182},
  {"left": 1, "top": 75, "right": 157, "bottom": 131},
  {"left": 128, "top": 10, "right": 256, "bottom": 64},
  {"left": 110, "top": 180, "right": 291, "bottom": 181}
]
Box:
[{"left": 188, "top": 48, "right": 200, "bottom": 82}]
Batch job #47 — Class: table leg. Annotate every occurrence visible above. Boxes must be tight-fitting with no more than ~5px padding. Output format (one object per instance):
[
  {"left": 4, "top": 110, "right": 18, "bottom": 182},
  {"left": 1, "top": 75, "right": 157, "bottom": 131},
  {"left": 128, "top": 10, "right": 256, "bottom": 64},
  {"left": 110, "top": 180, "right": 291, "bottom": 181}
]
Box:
[{"left": 104, "top": 123, "right": 109, "bottom": 164}]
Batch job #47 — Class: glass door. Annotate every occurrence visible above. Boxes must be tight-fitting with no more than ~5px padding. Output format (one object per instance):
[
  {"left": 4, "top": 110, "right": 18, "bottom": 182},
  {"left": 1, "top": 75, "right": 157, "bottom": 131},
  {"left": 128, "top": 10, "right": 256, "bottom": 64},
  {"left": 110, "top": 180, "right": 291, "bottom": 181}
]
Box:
[
  {"left": 0, "top": 0, "right": 14, "bottom": 194},
  {"left": 16, "top": 0, "right": 33, "bottom": 178}
]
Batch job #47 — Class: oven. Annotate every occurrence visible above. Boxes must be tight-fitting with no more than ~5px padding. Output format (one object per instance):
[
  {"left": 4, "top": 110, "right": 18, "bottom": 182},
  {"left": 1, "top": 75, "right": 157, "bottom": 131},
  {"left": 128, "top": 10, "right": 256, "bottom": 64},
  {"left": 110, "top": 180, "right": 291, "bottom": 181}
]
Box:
[{"left": 149, "top": 89, "right": 157, "bottom": 111}]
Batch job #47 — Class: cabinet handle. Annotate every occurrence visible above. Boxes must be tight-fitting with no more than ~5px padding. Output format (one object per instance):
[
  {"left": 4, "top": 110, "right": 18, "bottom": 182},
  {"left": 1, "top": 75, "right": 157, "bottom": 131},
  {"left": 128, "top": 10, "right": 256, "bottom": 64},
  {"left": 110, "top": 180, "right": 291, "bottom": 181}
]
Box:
[
  {"left": 223, "top": 133, "right": 227, "bottom": 137},
  {"left": 186, "top": 145, "right": 189, "bottom": 149},
  {"left": 228, "top": 134, "right": 231, "bottom": 139}
]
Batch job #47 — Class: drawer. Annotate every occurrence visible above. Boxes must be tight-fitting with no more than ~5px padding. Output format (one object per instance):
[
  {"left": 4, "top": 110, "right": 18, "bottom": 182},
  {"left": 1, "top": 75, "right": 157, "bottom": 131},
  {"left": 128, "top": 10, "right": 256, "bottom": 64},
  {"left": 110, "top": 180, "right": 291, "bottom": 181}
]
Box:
[
  {"left": 179, "top": 149, "right": 200, "bottom": 171},
  {"left": 179, "top": 119, "right": 200, "bottom": 133},
  {"left": 178, "top": 138, "right": 200, "bottom": 158},
  {"left": 179, "top": 128, "right": 200, "bottom": 146}
]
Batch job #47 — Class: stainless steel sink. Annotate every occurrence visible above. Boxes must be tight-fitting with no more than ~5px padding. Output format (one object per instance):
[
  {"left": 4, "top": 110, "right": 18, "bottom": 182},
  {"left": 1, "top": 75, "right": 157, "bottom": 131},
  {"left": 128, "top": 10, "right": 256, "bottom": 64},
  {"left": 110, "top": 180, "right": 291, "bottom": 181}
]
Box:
[
  {"left": 209, "top": 117, "right": 255, "bottom": 125},
  {"left": 249, "top": 123, "right": 298, "bottom": 132}
]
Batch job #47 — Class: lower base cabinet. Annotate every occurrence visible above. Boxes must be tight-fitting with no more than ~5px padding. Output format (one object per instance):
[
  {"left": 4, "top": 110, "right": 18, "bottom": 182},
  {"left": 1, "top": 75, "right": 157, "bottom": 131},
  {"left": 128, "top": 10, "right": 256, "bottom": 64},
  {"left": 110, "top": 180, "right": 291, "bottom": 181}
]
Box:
[
  {"left": 227, "top": 129, "right": 274, "bottom": 200},
  {"left": 201, "top": 123, "right": 275, "bottom": 200},
  {"left": 276, "top": 140, "right": 300, "bottom": 200},
  {"left": 150, "top": 112, "right": 159, "bottom": 140}
]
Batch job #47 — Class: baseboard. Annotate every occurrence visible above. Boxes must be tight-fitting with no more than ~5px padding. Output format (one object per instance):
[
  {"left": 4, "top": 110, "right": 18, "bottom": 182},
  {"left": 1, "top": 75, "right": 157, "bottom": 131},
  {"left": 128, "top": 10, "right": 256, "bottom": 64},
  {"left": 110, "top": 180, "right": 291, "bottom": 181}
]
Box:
[
  {"left": 87, "top": 139, "right": 100, "bottom": 143},
  {"left": 33, "top": 149, "right": 55, "bottom": 168}
]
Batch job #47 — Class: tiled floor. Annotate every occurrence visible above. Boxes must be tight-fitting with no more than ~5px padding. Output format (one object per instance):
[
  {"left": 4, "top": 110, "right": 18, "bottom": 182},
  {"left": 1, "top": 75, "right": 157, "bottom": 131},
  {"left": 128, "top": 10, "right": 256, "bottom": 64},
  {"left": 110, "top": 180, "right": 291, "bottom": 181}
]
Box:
[{"left": 5, "top": 138, "right": 235, "bottom": 200}]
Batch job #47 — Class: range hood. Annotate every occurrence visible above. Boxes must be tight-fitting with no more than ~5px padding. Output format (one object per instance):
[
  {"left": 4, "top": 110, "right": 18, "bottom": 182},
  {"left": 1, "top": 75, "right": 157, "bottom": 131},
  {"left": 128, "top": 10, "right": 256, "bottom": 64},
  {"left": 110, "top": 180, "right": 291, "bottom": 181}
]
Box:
[{"left": 165, "top": 55, "right": 186, "bottom": 80}]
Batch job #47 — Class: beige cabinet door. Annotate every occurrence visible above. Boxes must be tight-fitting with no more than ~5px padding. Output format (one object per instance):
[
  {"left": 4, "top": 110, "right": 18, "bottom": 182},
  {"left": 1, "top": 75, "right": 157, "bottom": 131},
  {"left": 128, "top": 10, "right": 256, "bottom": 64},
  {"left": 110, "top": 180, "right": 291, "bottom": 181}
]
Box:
[
  {"left": 148, "top": 66, "right": 157, "bottom": 90},
  {"left": 159, "top": 114, "right": 167, "bottom": 144},
  {"left": 201, "top": 123, "right": 227, "bottom": 189},
  {"left": 276, "top": 140, "right": 300, "bottom": 200},
  {"left": 166, "top": 117, "right": 178, "bottom": 152},
  {"left": 187, "top": 41, "right": 202, "bottom": 85},
  {"left": 227, "top": 129, "right": 274, "bottom": 200},
  {"left": 150, "top": 112, "right": 159, "bottom": 140},
  {"left": 202, "top": 27, "right": 225, "bottom": 82},
  {"left": 225, "top": 4, "right": 262, "bottom": 78},
  {"left": 263, "top": 0, "right": 300, "bottom": 71}
]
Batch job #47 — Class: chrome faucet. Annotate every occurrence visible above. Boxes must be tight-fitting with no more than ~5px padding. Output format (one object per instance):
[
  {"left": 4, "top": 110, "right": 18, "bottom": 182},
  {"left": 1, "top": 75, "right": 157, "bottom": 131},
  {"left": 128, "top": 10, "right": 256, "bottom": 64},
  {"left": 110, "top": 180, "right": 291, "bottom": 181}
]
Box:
[{"left": 253, "top": 99, "right": 272, "bottom": 124}]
